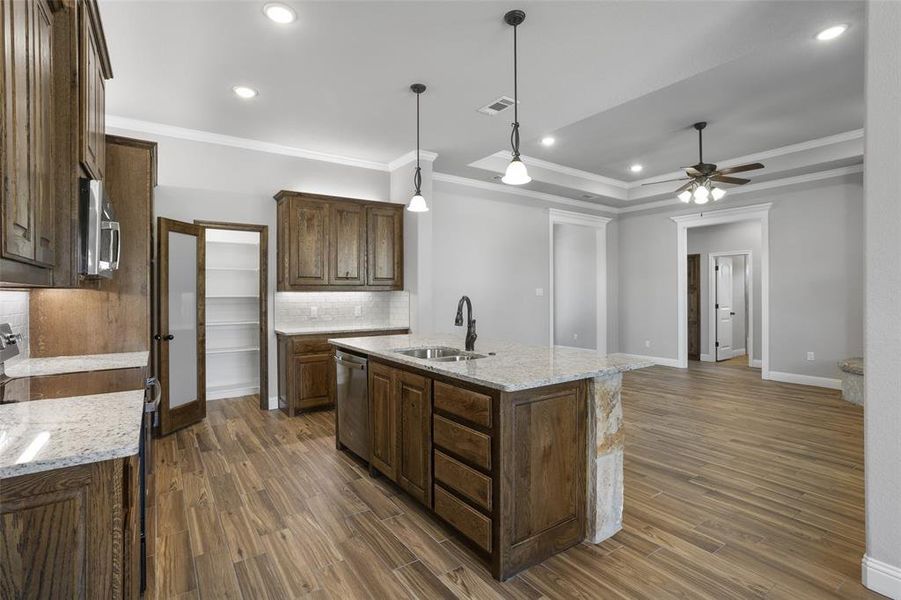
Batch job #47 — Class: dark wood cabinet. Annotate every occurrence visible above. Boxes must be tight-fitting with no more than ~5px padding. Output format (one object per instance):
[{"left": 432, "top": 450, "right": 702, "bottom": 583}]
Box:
[
  {"left": 368, "top": 360, "right": 397, "bottom": 479},
  {"left": 78, "top": 0, "right": 110, "bottom": 180},
  {"left": 0, "top": 456, "right": 141, "bottom": 599},
  {"left": 366, "top": 204, "right": 403, "bottom": 288},
  {"left": 368, "top": 361, "right": 432, "bottom": 506},
  {"left": 276, "top": 328, "right": 407, "bottom": 417},
  {"left": 1, "top": 0, "right": 111, "bottom": 287},
  {"left": 274, "top": 191, "right": 404, "bottom": 291}
]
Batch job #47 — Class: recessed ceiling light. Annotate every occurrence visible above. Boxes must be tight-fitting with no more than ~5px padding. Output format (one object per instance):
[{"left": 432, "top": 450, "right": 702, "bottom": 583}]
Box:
[
  {"left": 263, "top": 3, "right": 296, "bottom": 24},
  {"left": 232, "top": 86, "right": 258, "bottom": 99},
  {"left": 816, "top": 24, "right": 847, "bottom": 41},
  {"left": 540, "top": 136, "right": 555, "bottom": 146},
  {"left": 629, "top": 164, "right": 643, "bottom": 173}
]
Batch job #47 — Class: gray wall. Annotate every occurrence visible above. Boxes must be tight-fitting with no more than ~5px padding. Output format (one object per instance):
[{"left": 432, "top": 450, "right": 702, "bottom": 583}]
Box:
[
  {"left": 688, "top": 221, "right": 761, "bottom": 360},
  {"left": 553, "top": 223, "right": 597, "bottom": 349},
  {"left": 430, "top": 179, "right": 618, "bottom": 349},
  {"left": 863, "top": 0, "right": 901, "bottom": 588},
  {"left": 109, "top": 126, "right": 390, "bottom": 405},
  {"left": 617, "top": 174, "right": 863, "bottom": 379}
]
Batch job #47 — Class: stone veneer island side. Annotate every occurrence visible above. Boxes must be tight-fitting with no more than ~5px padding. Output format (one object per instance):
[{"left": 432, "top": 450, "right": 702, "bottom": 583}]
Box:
[{"left": 329, "top": 334, "right": 651, "bottom": 580}]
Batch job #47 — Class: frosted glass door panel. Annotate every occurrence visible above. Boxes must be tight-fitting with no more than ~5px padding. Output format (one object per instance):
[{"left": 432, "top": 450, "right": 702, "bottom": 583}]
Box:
[{"left": 169, "top": 232, "right": 198, "bottom": 409}]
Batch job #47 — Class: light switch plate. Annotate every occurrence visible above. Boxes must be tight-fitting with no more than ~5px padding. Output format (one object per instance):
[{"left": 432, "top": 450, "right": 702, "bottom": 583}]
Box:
[
  {"left": 807, "top": 351, "right": 815, "bottom": 361},
  {"left": 535, "top": 288, "right": 544, "bottom": 296}
]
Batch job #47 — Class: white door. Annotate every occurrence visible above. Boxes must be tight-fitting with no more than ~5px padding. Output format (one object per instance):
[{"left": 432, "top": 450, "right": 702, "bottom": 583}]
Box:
[{"left": 715, "top": 256, "right": 734, "bottom": 361}]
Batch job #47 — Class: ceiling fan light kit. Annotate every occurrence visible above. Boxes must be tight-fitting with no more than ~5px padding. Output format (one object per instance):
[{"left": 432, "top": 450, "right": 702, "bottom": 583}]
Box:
[
  {"left": 501, "top": 9, "right": 531, "bottom": 186},
  {"left": 646, "top": 121, "right": 764, "bottom": 205}
]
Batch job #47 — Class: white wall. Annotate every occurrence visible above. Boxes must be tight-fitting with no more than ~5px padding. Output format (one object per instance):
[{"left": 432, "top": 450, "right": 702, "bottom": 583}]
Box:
[
  {"left": 108, "top": 125, "right": 390, "bottom": 406},
  {"left": 618, "top": 175, "right": 863, "bottom": 379},
  {"left": 429, "top": 178, "right": 617, "bottom": 348},
  {"left": 863, "top": 2, "right": 901, "bottom": 596},
  {"left": 688, "top": 221, "right": 760, "bottom": 360},
  {"left": 553, "top": 223, "right": 597, "bottom": 349}
]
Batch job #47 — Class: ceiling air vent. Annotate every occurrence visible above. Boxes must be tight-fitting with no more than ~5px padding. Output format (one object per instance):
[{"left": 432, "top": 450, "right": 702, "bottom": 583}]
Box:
[{"left": 477, "top": 96, "right": 516, "bottom": 116}]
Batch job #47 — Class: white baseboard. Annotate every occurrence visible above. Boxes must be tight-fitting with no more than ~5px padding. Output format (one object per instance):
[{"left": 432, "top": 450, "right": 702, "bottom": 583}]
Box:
[
  {"left": 863, "top": 554, "right": 901, "bottom": 599},
  {"left": 268, "top": 395, "right": 279, "bottom": 410},
  {"left": 750, "top": 359, "right": 762, "bottom": 368},
  {"left": 620, "top": 353, "right": 683, "bottom": 369},
  {"left": 207, "top": 386, "right": 260, "bottom": 401},
  {"left": 732, "top": 347, "right": 746, "bottom": 357},
  {"left": 700, "top": 353, "right": 715, "bottom": 362},
  {"left": 767, "top": 370, "right": 842, "bottom": 390}
]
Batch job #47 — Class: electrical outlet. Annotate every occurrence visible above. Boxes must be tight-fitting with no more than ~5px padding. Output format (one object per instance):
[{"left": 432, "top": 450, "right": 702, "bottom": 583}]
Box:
[
  {"left": 573, "top": 333, "right": 579, "bottom": 341},
  {"left": 644, "top": 340, "right": 651, "bottom": 348},
  {"left": 354, "top": 305, "right": 362, "bottom": 317},
  {"left": 535, "top": 288, "right": 544, "bottom": 296},
  {"left": 807, "top": 351, "right": 815, "bottom": 361},
  {"left": 310, "top": 306, "right": 318, "bottom": 318}
]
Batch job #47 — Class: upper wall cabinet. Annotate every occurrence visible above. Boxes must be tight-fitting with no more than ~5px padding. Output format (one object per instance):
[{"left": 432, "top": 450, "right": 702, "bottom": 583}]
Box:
[
  {"left": 1, "top": 0, "right": 112, "bottom": 287},
  {"left": 275, "top": 191, "right": 404, "bottom": 292},
  {"left": 78, "top": 0, "right": 111, "bottom": 180}
]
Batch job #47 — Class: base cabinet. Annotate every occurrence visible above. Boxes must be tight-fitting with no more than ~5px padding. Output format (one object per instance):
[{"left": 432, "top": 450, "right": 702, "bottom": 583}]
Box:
[
  {"left": 0, "top": 456, "right": 140, "bottom": 599},
  {"left": 350, "top": 359, "right": 588, "bottom": 581}
]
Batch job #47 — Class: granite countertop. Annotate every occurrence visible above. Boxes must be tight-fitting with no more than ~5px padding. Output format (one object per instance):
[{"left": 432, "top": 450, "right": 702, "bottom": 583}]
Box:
[
  {"left": 0, "top": 390, "right": 145, "bottom": 478},
  {"left": 330, "top": 334, "right": 653, "bottom": 392},
  {"left": 4, "top": 350, "right": 149, "bottom": 378},
  {"left": 276, "top": 324, "right": 409, "bottom": 336}
]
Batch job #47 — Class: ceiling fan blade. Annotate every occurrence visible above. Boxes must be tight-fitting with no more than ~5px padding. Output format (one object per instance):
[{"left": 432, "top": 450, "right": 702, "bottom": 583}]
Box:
[
  {"left": 711, "top": 175, "right": 750, "bottom": 185},
  {"left": 716, "top": 162, "right": 764, "bottom": 175},
  {"left": 674, "top": 181, "right": 694, "bottom": 194},
  {"left": 641, "top": 177, "right": 690, "bottom": 186},
  {"left": 682, "top": 167, "right": 702, "bottom": 177}
]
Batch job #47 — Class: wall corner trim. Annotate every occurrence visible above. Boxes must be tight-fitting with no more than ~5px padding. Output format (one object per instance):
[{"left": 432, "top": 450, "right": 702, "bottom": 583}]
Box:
[
  {"left": 617, "top": 353, "right": 683, "bottom": 369},
  {"left": 862, "top": 555, "right": 901, "bottom": 599},
  {"left": 387, "top": 150, "right": 439, "bottom": 171}
]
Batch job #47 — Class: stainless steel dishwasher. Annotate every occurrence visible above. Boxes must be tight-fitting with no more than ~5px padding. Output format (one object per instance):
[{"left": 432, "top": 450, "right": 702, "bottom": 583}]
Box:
[{"left": 334, "top": 349, "right": 370, "bottom": 461}]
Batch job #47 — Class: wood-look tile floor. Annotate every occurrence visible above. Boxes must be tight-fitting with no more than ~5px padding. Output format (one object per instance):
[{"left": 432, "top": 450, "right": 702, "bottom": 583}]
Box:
[{"left": 147, "top": 362, "right": 883, "bottom": 599}]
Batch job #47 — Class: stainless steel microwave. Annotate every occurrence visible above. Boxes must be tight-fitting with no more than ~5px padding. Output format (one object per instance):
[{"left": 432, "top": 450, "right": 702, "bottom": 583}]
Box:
[{"left": 79, "top": 178, "right": 121, "bottom": 279}]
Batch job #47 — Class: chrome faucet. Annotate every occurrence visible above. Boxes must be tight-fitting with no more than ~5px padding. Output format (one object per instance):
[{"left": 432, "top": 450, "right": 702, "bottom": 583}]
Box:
[{"left": 454, "top": 296, "right": 477, "bottom": 351}]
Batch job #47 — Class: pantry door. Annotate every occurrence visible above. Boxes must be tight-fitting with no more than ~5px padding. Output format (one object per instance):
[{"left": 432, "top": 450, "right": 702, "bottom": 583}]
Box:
[
  {"left": 715, "top": 256, "right": 734, "bottom": 361},
  {"left": 157, "top": 218, "right": 206, "bottom": 436}
]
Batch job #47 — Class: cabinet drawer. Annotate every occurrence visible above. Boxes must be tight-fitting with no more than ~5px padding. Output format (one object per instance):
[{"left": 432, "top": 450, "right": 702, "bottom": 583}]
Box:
[
  {"left": 433, "top": 381, "right": 492, "bottom": 428},
  {"left": 434, "top": 484, "right": 492, "bottom": 553},
  {"left": 433, "top": 415, "right": 491, "bottom": 471},
  {"left": 293, "top": 339, "right": 332, "bottom": 354},
  {"left": 434, "top": 450, "right": 492, "bottom": 512}
]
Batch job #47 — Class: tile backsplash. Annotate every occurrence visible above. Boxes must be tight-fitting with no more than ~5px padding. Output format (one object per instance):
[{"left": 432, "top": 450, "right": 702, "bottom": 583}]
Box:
[
  {"left": 275, "top": 291, "right": 409, "bottom": 330},
  {"left": 0, "top": 291, "right": 29, "bottom": 364}
]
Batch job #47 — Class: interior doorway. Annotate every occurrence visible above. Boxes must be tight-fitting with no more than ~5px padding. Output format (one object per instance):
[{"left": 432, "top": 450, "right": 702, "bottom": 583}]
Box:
[
  {"left": 710, "top": 252, "right": 751, "bottom": 363},
  {"left": 548, "top": 209, "right": 611, "bottom": 351}
]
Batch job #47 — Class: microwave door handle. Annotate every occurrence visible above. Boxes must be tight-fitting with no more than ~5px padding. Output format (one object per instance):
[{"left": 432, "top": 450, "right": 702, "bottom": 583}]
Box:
[
  {"left": 103, "top": 221, "right": 121, "bottom": 270},
  {"left": 111, "top": 222, "right": 121, "bottom": 270}
]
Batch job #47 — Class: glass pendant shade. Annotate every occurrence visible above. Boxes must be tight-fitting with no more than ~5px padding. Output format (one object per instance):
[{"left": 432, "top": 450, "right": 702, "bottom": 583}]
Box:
[
  {"left": 711, "top": 186, "right": 726, "bottom": 201},
  {"left": 502, "top": 157, "right": 531, "bottom": 185},
  {"left": 678, "top": 189, "right": 693, "bottom": 203},
  {"left": 407, "top": 193, "right": 428, "bottom": 212},
  {"left": 693, "top": 184, "right": 710, "bottom": 203}
]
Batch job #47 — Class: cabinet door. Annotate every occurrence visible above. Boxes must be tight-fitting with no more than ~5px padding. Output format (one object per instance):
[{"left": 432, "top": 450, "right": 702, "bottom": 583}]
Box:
[
  {"left": 287, "top": 198, "right": 330, "bottom": 287},
  {"left": 293, "top": 353, "right": 331, "bottom": 411},
  {"left": 366, "top": 205, "right": 403, "bottom": 288},
  {"left": 368, "top": 361, "right": 397, "bottom": 479},
  {"left": 397, "top": 370, "right": 432, "bottom": 506},
  {"left": 32, "top": 0, "right": 54, "bottom": 265},
  {"left": 79, "top": 1, "right": 106, "bottom": 180},
  {"left": 329, "top": 201, "right": 365, "bottom": 286}
]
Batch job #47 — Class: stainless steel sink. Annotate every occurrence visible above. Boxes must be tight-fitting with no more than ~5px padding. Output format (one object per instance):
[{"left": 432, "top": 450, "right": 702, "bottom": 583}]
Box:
[{"left": 393, "top": 346, "right": 486, "bottom": 361}]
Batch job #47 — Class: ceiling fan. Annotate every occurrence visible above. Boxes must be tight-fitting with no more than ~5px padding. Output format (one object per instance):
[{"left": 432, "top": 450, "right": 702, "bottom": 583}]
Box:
[{"left": 644, "top": 122, "right": 764, "bottom": 204}]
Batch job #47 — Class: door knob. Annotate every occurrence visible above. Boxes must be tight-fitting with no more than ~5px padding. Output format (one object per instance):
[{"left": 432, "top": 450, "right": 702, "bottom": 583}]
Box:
[
  {"left": 154, "top": 334, "right": 175, "bottom": 341},
  {"left": 730, "top": 312, "right": 735, "bottom": 316}
]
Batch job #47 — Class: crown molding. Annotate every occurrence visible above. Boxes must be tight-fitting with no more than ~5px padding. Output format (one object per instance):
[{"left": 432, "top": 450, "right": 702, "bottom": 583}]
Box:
[
  {"left": 106, "top": 115, "right": 391, "bottom": 171},
  {"left": 432, "top": 172, "right": 621, "bottom": 215},
  {"left": 624, "top": 164, "right": 863, "bottom": 215},
  {"left": 387, "top": 149, "right": 439, "bottom": 171}
]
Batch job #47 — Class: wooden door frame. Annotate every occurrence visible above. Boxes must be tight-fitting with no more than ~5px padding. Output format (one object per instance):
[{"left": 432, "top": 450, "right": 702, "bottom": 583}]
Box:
[
  {"left": 708, "top": 250, "right": 753, "bottom": 365},
  {"left": 672, "top": 203, "right": 770, "bottom": 377},
  {"left": 547, "top": 209, "right": 612, "bottom": 352},
  {"left": 194, "top": 220, "right": 269, "bottom": 410},
  {"left": 158, "top": 218, "right": 206, "bottom": 436},
  {"left": 687, "top": 253, "right": 701, "bottom": 361}
]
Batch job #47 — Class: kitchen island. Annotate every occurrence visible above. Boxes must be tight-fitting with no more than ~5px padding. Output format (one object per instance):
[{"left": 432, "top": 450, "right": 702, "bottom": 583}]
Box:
[{"left": 329, "top": 333, "right": 650, "bottom": 580}]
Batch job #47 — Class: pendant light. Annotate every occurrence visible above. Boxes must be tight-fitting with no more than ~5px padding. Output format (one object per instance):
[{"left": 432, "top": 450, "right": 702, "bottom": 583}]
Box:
[
  {"left": 501, "top": 10, "right": 531, "bottom": 185},
  {"left": 407, "top": 83, "right": 429, "bottom": 212}
]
